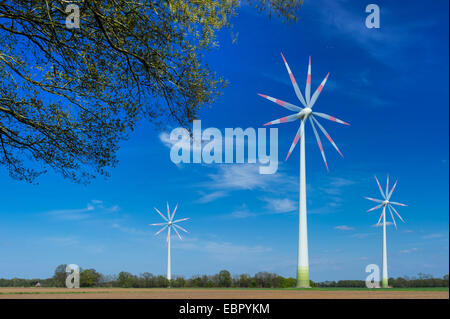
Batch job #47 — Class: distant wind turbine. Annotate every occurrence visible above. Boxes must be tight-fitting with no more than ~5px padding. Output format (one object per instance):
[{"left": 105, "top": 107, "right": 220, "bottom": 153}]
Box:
[
  {"left": 258, "top": 53, "right": 350, "bottom": 288},
  {"left": 365, "top": 175, "right": 407, "bottom": 288},
  {"left": 150, "top": 202, "right": 189, "bottom": 281}
]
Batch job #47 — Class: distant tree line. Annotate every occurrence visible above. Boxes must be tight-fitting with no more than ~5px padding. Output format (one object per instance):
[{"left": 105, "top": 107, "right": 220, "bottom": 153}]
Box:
[{"left": 0, "top": 265, "right": 448, "bottom": 288}]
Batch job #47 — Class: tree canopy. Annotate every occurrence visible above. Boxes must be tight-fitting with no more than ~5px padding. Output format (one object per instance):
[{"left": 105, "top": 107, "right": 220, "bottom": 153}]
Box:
[
  {"left": 1, "top": 266, "right": 448, "bottom": 288},
  {"left": 0, "top": 0, "right": 303, "bottom": 183}
]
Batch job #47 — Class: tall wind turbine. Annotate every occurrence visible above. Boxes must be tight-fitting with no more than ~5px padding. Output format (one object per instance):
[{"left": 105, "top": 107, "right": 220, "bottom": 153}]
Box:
[
  {"left": 258, "top": 53, "right": 350, "bottom": 288},
  {"left": 150, "top": 202, "right": 189, "bottom": 281},
  {"left": 365, "top": 175, "right": 407, "bottom": 288}
]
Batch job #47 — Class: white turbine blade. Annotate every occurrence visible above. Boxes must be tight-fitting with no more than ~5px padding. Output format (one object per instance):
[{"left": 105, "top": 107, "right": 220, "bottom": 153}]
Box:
[
  {"left": 390, "top": 201, "right": 407, "bottom": 207},
  {"left": 174, "top": 224, "right": 189, "bottom": 233},
  {"left": 376, "top": 210, "right": 384, "bottom": 226},
  {"left": 309, "top": 72, "right": 329, "bottom": 108},
  {"left": 367, "top": 203, "right": 383, "bottom": 212},
  {"left": 311, "top": 116, "right": 344, "bottom": 158},
  {"left": 305, "top": 56, "right": 311, "bottom": 105},
  {"left": 387, "top": 180, "right": 398, "bottom": 200},
  {"left": 264, "top": 113, "right": 299, "bottom": 126},
  {"left": 386, "top": 175, "right": 390, "bottom": 198},
  {"left": 149, "top": 222, "right": 166, "bottom": 226},
  {"left": 285, "top": 119, "right": 305, "bottom": 161},
  {"left": 166, "top": 202, "right": 171, "bottom": 219},
  {"left": 313, "top": 112, "right": 350, "bottom": 126},
  {"left": 309, "top": 117, "right": 329, "bottom": 171},
  {"left": 281, "top": 52, "right": 307, "bottom": 107},
  {"left": 388, "top": 205, "right": 398, "bottom": 230},
  {"left": 364, "top": 197, "right": 383, "bottom": 203},
  {"left": 173, "top": 227, "right": 183, "bottom": 241},
  {"left": 155, "top": 225, "right": 168, "bottom": 236},
  {"left": 374, "top": 175, "right": 386, "bottom": 199},
  {"left": 257, "top": 94, "right": 302, "bottom": 112},
  {"left": 154, "top": 207, "right": 168, "bottom": 222},
  {"left": 171, "top": 203, "right": 178, "bottom": 220},
  {"left": 172, "top": 217, "right": 190, "bottom": 223},
  {"left": 389, "top": 205, "right": 405, "bottom": 223}
]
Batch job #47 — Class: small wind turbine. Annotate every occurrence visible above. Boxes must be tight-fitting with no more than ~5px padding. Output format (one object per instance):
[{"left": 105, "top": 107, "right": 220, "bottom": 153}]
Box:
[
  {"left": 259, "top": 53, "right": 349, "bottom": 288},
  {"left": 150, "top": 202, "right": 189, "bottom": 281},
  {"left": 365, "top": 175, "right": 407, "bottom": 288}
]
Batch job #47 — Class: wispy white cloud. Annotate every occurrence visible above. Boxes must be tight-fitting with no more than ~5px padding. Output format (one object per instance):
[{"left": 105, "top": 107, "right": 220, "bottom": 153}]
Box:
[
  {"left": 309, "top": 0, "right": 436, "bottom": 64},
  {"left": 262, "top": 197, "right": 297, "bottom": 214},
  {"left": 111, "top": 223, "right": 149, "bottom": 237},
  {"left": 204, "top": 164, "right": 295, "bottom": 192},
  {"left": 320, "top": 177, "right": 356, "bottom": 195},
  {"left": 307, "top": 202, "right": 341, "bottom": 215},
  {"left": 45, "top": 204, "right": 95, "bottom": 221},
  {"left": 323, "top": 249, "right": 343, "bottom": 253},
  {"left": 195, "top": 191, "right": 228, "bottom": 204},
  {"left": 228, "top": 204, "right": 257, "bottom": 219},
  {"left": 421, "top": 233, "right": 447, "bottom": 240},
  {"left": 360, "top": 256, "right": 369, "bottom": 260},
  {"left": 45, "top": 200, "right": 119, "bottom": 221},
  {"left": 223, "top": 198, "right": 297, "bottom": 220},
  {"left": 351, "top": 233, "right": 373, "bottom": 239},
  {"left": 334, "top": 225, "right": 354, "bottom": 231},
  {"left": 399, "top": 248, "right": 419, "bottom": 254},
  {"left": 308, "top": 177, "right": 356, "bottom": 214},
  {"left": 372, "top": 221, "right": 393, "bottom": 227}
]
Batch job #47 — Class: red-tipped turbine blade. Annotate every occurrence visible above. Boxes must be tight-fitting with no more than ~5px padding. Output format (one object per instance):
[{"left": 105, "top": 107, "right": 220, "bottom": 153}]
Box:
[
  {"left": 390, "top": 201, "right": 407, "bottom": 207},
  {"left": 280, "top": 52, "right": 307, "bottom": 107},
  {"left": 257, "top": 94, "right": 302, "bottom": 112},
  {"left": 309, "top": 117, "right": 329, "bottom": 171},
  {"left": 374, "top": 175, "right": 386, "bottom": 199},
  {"left": 166, "top": 202, "right": 171, "bottom": 219},
  {"left": 305, "top": 56, "right": 311, "bottom": 105},
  {"left": 388, "top": 206, "right": 398, "bottom": 230},
  {"left": 285, "top": 119, "right": 305, "bottom": 161},
  {"left": 311, "top": 116, "right": 344, "bottom": 158},
  {"left": 367, "top": 204, "right": 383, "bottom": 212},
  {"left": 155, "top": 225, "right": 168, "bottom": 236},
  {"left": 313, "top": 112, "right": 350, "bottom": 125},
  {"left": 171, "top": 203, "right": 178, "bottom": 220},
  {"left": 389, "top": 205, "right": 405, "bottom": 223},
  {"left": 264, "top": 113, "right": 299, "bottom": 126},
  {"left": 173, "top": 227, "right": 183, "bottom": 241},
  {"left": 173, "top": 217, "right": 190, "bottom": 224},
  {"left": 386, "top": 175, "right": 390, "bottom": 198},
  {"left": 376, "top": 210, "right": 384, "bottom": 226},
  {"left": 174, "top": 224, "right": 189, "bottom": 233},
  {"left": 154, "top": 207, "right": 168, "bottom": 221},
  {"left": 387, "top": 180, "right": 398, "bottom": 200},
  {"left": 364, "top": 197, "right": 383, "bottom": 203},
  {"left": 149, "top": 222, "right": 166, "bottom": 226},
  {"left": 309, "top": 72, "right": 330, "bottom": 108}
]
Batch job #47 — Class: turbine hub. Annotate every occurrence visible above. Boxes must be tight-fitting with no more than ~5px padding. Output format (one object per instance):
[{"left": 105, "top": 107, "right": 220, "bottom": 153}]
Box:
[
  {"left": 382, "top": 200, "right": 389, "bottom": 206},
  {"left": 304, "top": 107, "right": 312, "bottom": 116},
  {"left": 298, "top": 107, "right": 312, "bottom": 118}
]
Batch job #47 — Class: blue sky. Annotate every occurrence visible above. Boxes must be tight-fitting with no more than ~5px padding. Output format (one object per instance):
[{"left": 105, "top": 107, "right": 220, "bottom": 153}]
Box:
[{"left": 0, "top": 0, "right": 448, "bottom": 281}]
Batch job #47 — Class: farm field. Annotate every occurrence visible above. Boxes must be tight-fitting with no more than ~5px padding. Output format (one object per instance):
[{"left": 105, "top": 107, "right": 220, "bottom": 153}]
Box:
[{"left": 0, "top": 287, "right": 448, "bottom": 299}]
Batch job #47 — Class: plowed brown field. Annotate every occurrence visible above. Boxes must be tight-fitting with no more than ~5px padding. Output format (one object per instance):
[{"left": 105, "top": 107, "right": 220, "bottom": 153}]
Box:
[{"left": 0, "top": 287, "right": 448, "bottom": 299}]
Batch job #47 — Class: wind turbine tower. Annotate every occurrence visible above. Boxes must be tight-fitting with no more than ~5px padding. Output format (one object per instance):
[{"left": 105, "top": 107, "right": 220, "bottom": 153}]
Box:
[
  {"left": 259, "top": 53, "right": 350, "bottom": 287},
  {"left": 150, "top": 202, "right": 189, "bottom": 281}
]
